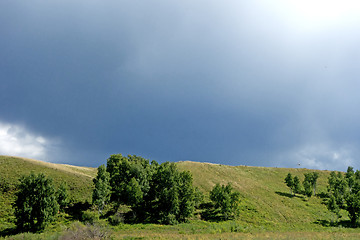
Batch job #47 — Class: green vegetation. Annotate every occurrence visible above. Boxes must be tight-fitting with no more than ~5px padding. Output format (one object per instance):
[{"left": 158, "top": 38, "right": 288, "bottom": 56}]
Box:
[
  {"left": 303, "top": 172, "right": 319, "bottom": 197},
  {"left": 284, "top": 172, "right": 318, "bottom": 198},
  {"left": 284, "top": 173, "right": 295, "bottom": 195},
  {"left": 56, "top": 182, "right": 69, "bottom": 212},
  {"left": 92, "top": 165, "right": 111, "bottom": 214},
  {"left": 207, "top": 183, "right": 240, "bottom": 220},
  {"left": 325, "top": 166, "right": 360, "bottom": 226},
  {"left": 2, "top": 156, "right": 360, "bottom": 239},
  {"left": 105, "top": 154, "right": 197, "bottom": 224},
  {"left": 13, "top": 172, "right": 59, "bottom": 232}
]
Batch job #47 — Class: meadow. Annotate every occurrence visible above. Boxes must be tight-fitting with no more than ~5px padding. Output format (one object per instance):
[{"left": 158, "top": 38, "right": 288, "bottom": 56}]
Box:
[{"left": 1, "top": 156, "right": 360, "bottom": 239}]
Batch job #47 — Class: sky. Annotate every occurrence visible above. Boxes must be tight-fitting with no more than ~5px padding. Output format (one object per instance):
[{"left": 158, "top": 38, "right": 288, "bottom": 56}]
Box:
[{"left": 1, "top": 1, "right": 360, "bottom": 171}]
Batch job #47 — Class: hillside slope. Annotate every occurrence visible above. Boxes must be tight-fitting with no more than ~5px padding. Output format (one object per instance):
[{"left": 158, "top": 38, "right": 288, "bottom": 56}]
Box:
[
  {"left": 0, "top": 156, "right": 97, "bottom": 229},
  {"left": 0, "top": 156, "right": 340, "bottom": 231},
  {"left": 177, "top": 161, "right": 335, "bottom": 228}
]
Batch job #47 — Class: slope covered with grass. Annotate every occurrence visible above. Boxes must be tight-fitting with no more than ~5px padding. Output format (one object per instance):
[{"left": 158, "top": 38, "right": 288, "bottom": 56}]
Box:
[
  {"left": 0, "top": 156, "right": 97, "bottom": 230},
  {"left": 1, "top": 156, "right": 359, "bottom": 239},
  {"left": 177, "top": 161, "right": 336, "bottom": 229}
]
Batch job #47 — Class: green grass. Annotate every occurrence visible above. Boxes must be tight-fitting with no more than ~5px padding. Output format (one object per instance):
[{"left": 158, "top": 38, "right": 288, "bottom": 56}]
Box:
[
  {"left": 177, "top": 161, "right": 337, "bottom": 227},
  {"left": 2, "top": 156, "right": 360, "bottom": 239},
  {"left": 0, "top": 156, "right": 97, "bottom": 233}
]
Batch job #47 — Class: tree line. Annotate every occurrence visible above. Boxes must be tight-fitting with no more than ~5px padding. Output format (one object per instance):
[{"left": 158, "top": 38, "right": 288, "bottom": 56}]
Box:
[
  {"left": 284, "top": 172, "right": 319, "bottom": 198},
  {"left": 12, "top": 154, "right": 241, "bottom": 232},
  {"left": 326, "top": 166, "right": 360, "bottom": 226},
  {"left": 285, "top": 166, "right": 360, "bottom": 227}
]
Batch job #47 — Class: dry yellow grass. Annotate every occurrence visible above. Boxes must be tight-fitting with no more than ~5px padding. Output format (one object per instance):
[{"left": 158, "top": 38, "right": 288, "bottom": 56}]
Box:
[{"left": 8, "top": 156, "right": 96, "bottom": 178}]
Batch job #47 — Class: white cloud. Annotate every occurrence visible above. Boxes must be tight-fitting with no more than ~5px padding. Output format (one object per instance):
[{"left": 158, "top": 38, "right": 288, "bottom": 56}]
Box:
[
  {"left": 275, "top": 142, "right": 356, "bottom": 171},
  {"left": 0, "top": 121, "right": 59, "bottom": 161}
]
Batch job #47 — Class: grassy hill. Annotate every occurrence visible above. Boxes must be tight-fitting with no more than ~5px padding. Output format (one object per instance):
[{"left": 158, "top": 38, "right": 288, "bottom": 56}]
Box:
[
  {"left": 1, "top": 156, "right": 360, "bottom": 239},
  {"left": 0, "top": 156, "right": 97, "bottom": 231},
  {"left": 177, "top": 161, "right": 333, "bottom": 229}
]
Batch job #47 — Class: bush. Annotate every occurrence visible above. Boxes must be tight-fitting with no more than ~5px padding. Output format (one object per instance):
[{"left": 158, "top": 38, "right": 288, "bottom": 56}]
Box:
[
  {"left": 0, "top": 177, "right": 12, "bottom": 193},
  {"left": 108, "top": 204, "right": 131, "bottom": 225},
  {"left": 81, "top": 210, "right": 99, "bottom": 224},
  {"left": 13, "top": 172, "right": 59, "bottom": 232},
  {"left": 59, "top": 222, "right": 112, "bottom": 240},
  {"left": 57, "top": 183, "right": 70, "bottom": 212},
  {"left": 208, "top": 183, "right": 241, "bottom": 220},
  {"left": 109, "top": 212, "right": 125, "bottom": 226}
]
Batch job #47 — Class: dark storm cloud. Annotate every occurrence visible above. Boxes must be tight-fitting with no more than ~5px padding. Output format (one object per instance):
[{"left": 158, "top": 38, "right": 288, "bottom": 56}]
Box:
[{"left": 1, "top": 1, "right": 360, "bottom": 170}]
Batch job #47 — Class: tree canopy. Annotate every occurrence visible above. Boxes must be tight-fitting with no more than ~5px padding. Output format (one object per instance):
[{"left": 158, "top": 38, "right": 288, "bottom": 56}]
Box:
[
  {"left": 209, "top": 183, "right": 241, "bottom": 220},
  {"left": 13, "top": 172, "right": 59, "bottom": 232},
  {"left": 93, "top": 164, "right": 111, "bottom": 214},
  {"left": 105, "top": 154, "right": 197, "bottom": 224},
  {"left": 326, "top": 166, "right": 360, "bottom": 226}
]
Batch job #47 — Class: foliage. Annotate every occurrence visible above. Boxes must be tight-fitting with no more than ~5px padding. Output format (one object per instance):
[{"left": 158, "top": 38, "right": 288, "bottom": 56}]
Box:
[
  {"left": 125, "top": 177, "right": 143, "bottom": 207},
  {"left": 209, "top": 183, "right": 241, "bottom": 220},
  {"left": 108, "top": 205, "right": 132, "bottom": 226},
  {"left": 303, "top": 178, "right": 313, "bottom": 197},
  {"left": 13, "top": 172, "right": 59, "bottom": 232},
  {"left": 106, "top": 154, "right": 154, "bottom": 221},
  {"left": 326, "top": 166, "right": 360, "bottom": 226},
  {"left": 193, "top": 187, "right": 204, "bottom": 208},
  {"left": 150, "top": 162, "right": 196, "bottom": 224},
  {"left": 284, "top": 173, "right": 301, "bottom": 196},
  {"left": 106, "top": 154, "right": 152, "bottom": 206},
  {"left": 81, "top": 210, "right": 99, "bottom": 224},
  {"left": 327, "top": 171, "right": 347, "bottom": 209},
  {"left": 293, "top": 176, "right": 301, "bottom": 195},
  {"left": 59, "top": 222, "right": 112, "bottom": 240},
  {"left": 327, "top": 194, "right": 340, "bottom": 221},
  {"left": 284, "top": 173, "right": 294, "bottom": 195},
  {"left": 303, "top": 172, "right": 319, "bottom": 197},
  {"left": 345, "top": 192, "right": 360, "bottom": 225},
  {"left": 106, "top": 155, "right": 196, "bottom": 224},
  {"left": 178, "top": 171, "right": 197, "bottom": 222},
  {"left": 92, "top": 165, "right": 111, "bottom": 214},
  {"left": 57, "top": 183, "right": 69, "bottom": 212},
  {"left": 5, "top": 156, "right": 360, "bottom": 237}
]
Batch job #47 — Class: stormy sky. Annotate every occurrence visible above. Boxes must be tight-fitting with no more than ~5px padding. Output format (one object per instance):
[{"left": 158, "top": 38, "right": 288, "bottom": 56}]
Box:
[{"left": 1, "top": 1, "right": 360, "bottom": 170}]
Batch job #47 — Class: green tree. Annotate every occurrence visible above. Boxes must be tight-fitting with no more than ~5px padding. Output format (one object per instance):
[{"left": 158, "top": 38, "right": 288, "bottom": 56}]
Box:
[
  {"left": 92, "top": 165, "right": 111, "bottom": 214},
  {"left": 209, "top": 183, "right": 240, "bottom": 220},
  {"left": 327, "top": 194, "right": 341, "bottom": 222},
  {"left": 284, "top": 173, "right": 294, "bottom": 195},
  {"left": 326, "top": 167, "right": 360, "bottom": 226},
  {"left": 57, "top": 182, "right": 69, "bottom": 212},
  {"left": 105, "top": 154, "right": 196, "bottom": 224},
  {"left": 177, "top": 171, "right": 196, "bottom": 222},
  {"left": 303, "top": 172, "right": 319, "bottom": 197},
  {"left": 148, "top": 162, "right": 196, "bottom": 224},
  {"left": 345, "top": 166, "right": 356, "bottom": 192},
  {"left": 150, "top": 162, "right": 180, "bottom": 224},
  {"left": 13, "top": 172, "right": 59, "bottom": 232},
  {"left": 293, "top": 176, "right": 301, "bottom": 195},
  {"left": 346, "top": 191, "right": 360, "bottom": 225},
  {"left": 125, "top": 177, "right": 143, "bottom": 206},
  {"left": 106, "top": 154, "right": 152, "bottom": 205}
]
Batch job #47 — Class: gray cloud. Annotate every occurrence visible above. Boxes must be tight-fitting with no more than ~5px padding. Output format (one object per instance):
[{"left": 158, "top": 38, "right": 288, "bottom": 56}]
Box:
[{"left": 1, "top": 1, "right": 360, "bottom": 169}]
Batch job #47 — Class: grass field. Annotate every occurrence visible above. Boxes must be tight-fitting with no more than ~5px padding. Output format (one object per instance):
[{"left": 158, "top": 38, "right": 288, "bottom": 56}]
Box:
[
  {"left": 1, "top": 156, "right": 360, "bottom": 239},
  {"left": 0, "top": 155, "right": 97, "bottom": 234}
]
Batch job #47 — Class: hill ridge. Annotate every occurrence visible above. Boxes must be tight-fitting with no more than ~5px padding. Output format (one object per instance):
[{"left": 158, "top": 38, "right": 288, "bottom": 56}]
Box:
[
  {"left": 0, "top": 155, "right": 345, "bottom": 234},
  {"left": 0, "top": 155, "right": 95, "bottom": 178}
]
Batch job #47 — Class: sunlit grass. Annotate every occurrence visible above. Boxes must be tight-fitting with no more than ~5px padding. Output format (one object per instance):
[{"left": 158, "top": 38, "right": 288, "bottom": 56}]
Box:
[{"left": 2, "top": 157, "right": 360, "bottom": 239}]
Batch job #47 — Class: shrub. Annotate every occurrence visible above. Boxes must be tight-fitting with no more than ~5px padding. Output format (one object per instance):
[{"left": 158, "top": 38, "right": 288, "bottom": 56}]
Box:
[
  {"left": 81, "top": 210, "right": 99, "bottom": 224},
  {"left": 59, "top": 222, "right": 112, "bottom": 240},
  {"left": 208, "top": 183, "right": 241, "bottom": 220},
  {"left": 13, "top": 172, "right": 59, "bottom": 232}
]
